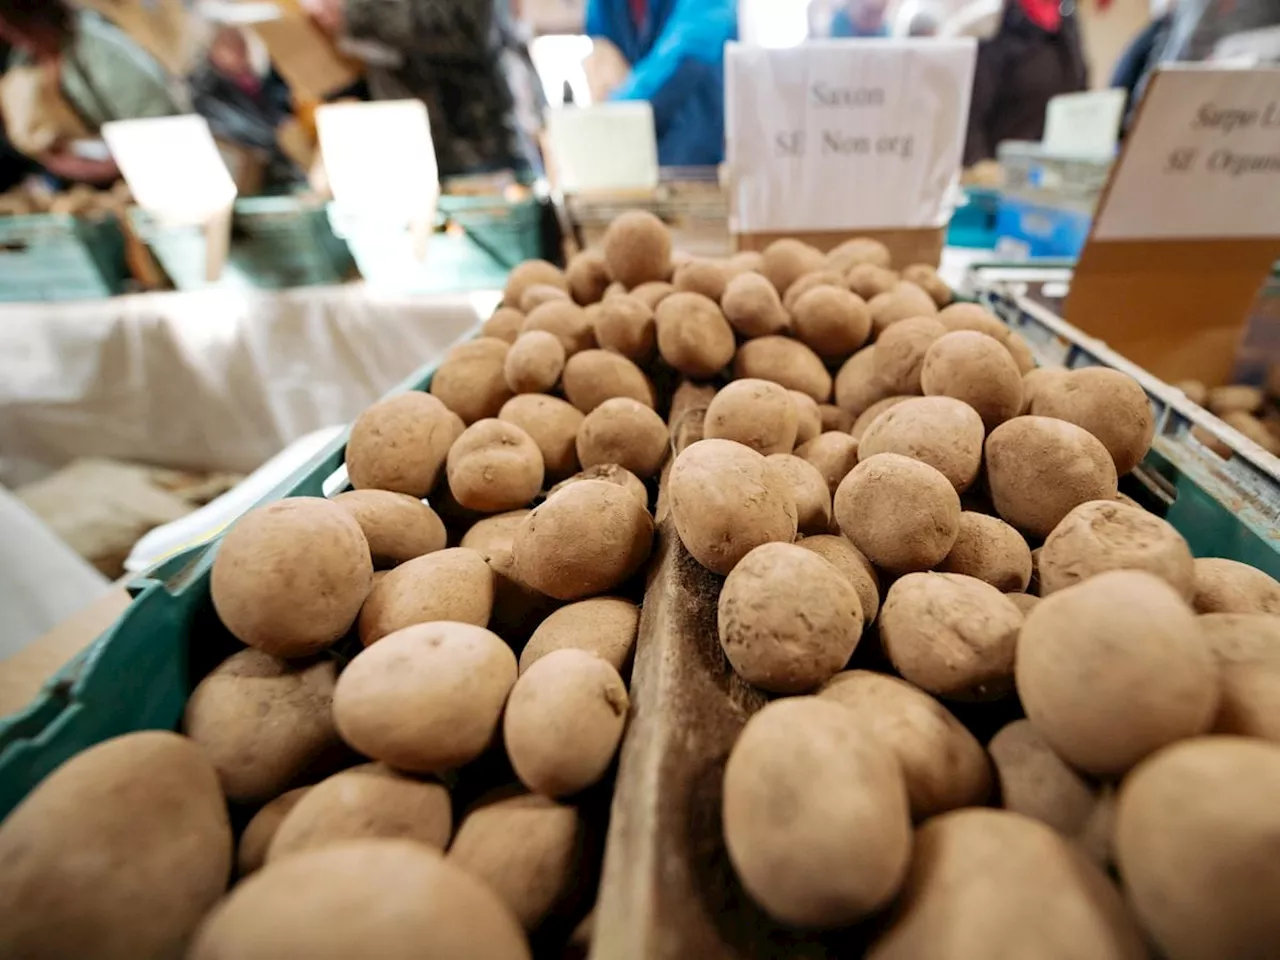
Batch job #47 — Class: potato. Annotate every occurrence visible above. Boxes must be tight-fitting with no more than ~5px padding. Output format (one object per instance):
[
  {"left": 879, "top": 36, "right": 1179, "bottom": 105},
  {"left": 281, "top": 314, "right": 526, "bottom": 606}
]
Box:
[
  {"left": 1115, "top": 737, "right": 1280, "bottom": 960},
  {"left": 212, "top": 498, "right": 372, "bottom": 658},
  {"left": 796, "top": 534, "right": 880, "bottom": 621},
  {"left": 988, "top": 719, "right": 1100, "bottom": 841},
  {"left": 521, "top": 301, "right": 595, "bottom": 356},
  {"left": 1016, "top": 570, "right": 1217, "bottom": 776},
  {"left": 592, "top": 294, "right": 655, "bottom": 360},
  {"left": 576, "top": 397, "right": 669, "bottom": 478},
  {"left": 834, "top": 454, "right": 961, "bottom": 573},
  {"left": 1039, "top": 499, "right": 1195, "bottom": 598},
  {"left": 190, "top": 839, "right": 529, "bottom": 960},
  {"left": 333, "top": 490, "right": 446, "bottom": 568},
  {"left": 1191, "top": 556, "right": 1280, "bottom": 613},
  {"left": 870, "top": 280, "right": 939, "bottom": 336},
  {"left": 505, "top": 259, "right": 568, "bottom": 308},
  {"left": 566, "top": 249, "right": 611, "bottom": 305},
  {"left": 723, "top": 697, "right": 911, "bottom": 927},
  {"left": 458, "top": 509, "right": 557, "bottom": 643},
  {"left": 358, "top": 547, "right": 494, "bottom": 646},
  {"left": 792, "top": 285, "right": 872, "bottom": 359},
  {"left": 867, "top": 809, "right": 1146, "bottom": 960},
  {"left": 705, "top": 379, "right": 799, "bottom": 455},
  {"left": 719, "top": 542, "right": 863, "bottom": 693},
  {"left": 901, "top": 263, "right": 951, "bottom": 307},
  {"left": 760, "top": 238, "right": 824, "bottom": 295},
  {"left": 603, "top": 210, "right": 671, "bottom": 288},
  {"left": 520, "top": 596, "right": 639, "bottom": 675},
  {"left": 1200, "top": 613, "right": 1280, "bottom": 741},
  {"left": 1007, "top": 591, "right": 1040, "bottom": 616},
  {"left": 985, "top": 416, "right": 1119, "bottom": 538},
  {"left": 0, "top": 731, "right": 231, "bottom": 960},
  {"left": 820, "top": 403, "right": 854, "bottom": 432},
  {"left": 857, "top": 395, "right": 985, "bottom": 493},
  {"left": 335, "top": 621, "right": 515, "bottom": 773},
  {"left": 447, "top": 419, "right": 545, "bottom": 513},
  {"left": 562, "top": 349, "right": 655, "bottom": 412},
  {"left": 734, "top": 336, "right": 833, "bottom": 402},
  {"left": 237, "top": 787, "right": 309, "bottom": 877},
  {"left": 448, "top": 793, "right": 585, "bottom": 930},
  {"left": 826, "top": 236, "right": 892, "bottom": 273},
  {"left": 850, "top": 394, "right": 911, "bottom": 440},
  {"left": 782, "top": 269, "right": 843, "bottom": 313},
  {"left": 514, "top": 479, "right": 654, "bottom": 600},
  {"left": 820, "top": 670, "right": 991, "bottom": 818},
  {"left": 766, "top": 454, "right": 832, "bottom": 535},
  {"left": 880, "top": 572, "right": 1022, "bottom": 700},
  {"left": 790, "top": 390, "right": 823, "bottom": 445},
  {"left": 548, "top": 463, "right": 648, "bottom": 509},
  {"left": 1207, "top": 383, "right": 1263, "bottom": 416},
  {"left": 655, "top": 292, "right": 736, "bottom": 377},
  {"left": 1177, "top": 378, "right": 1209, "bottom": 406},
  {"left": 503, "top": 330, "right": 565, "bottom": 394},
  {"left": 847, "top": 262, "right": 899, "bottom": 300},
  {"left": 936, "top": 302, "right": 1008, "bottom": 340},
  {"left": 1199, "top": 611, "right": 1280, "bottom": 666},
  {"left": 498, "top": 394, "right": 584, "bottom": 480},
  {"left": 347, "top": 391, "right": 463, "bottom": 494},
  {"left": 483, "top": 306, "right": 525, "bottom": 343},
  {"left": 721, "top": 271, "right": 790, "bottom": 338},
  {"left": 937, "top": 511, "right": 1032, "bottom": 592},
  {"left": 1030, "top": 368, "right": 1155, "bottom": 474},
  {"left": 630, "top": 280, "right": 675, "bottom": 308},
  {"left": 669, "top": 439, "right": 798, "bottom": 574},
  {"left": 183, "top": 649, "right": 340, "bottom": 804},
  {"left": 1005, "top": 331, "right": 1037, "bottom": 374},
  {"left": 519, "top": 283, "right": 570, "bottom": 314},
  {"left": 1020, "top": 365, "right": 1068, "bottom": 414},
  {"left": 834, "top": 345, "right": 894, "bottom": 417},
  {"left": 1221, "top": 410, "right": 1280, "bottom": 454},
  {"left": 672, "top": 257, "right": 731, "bottom": 302},
  {"left": 268, "top": 765, "right": 451, "bottom": 863},
  {"left": 921, "top": 331, "right": 1023, "bottom": 430},
  {"left": 504, "top": 649, "right": 629, "bottom": 797},
  {"left": 431, "top": 338, "right": 515, "bottom": 424}
]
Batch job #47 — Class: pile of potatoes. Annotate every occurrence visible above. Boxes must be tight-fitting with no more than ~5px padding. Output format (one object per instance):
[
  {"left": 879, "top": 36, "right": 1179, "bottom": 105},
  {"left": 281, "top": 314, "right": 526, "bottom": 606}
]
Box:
[
  {"left": 1178, "top": 378, "right": 1280, "bottom": 458},
  {"left": 4, "top": 210, "right": 1280, "bottom": 960}
]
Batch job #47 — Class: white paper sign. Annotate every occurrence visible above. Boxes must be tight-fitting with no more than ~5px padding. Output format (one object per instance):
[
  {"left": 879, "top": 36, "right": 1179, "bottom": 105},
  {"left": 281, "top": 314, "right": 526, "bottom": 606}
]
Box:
[
  {"left": 1094, "top": 66, "right": 1280, "bottom": 241},
  {"left": 1043, "top": 90, "right": 1125, "bottom": 156},
  {"left": 547, "top": 102, "right": 659, "bottom": 193},
  {"left": 102, "top": 115, "right": 237, "bottom": 224},
  {"left": 316, "top": 100, "right": 438, "bottom": 220},
  {"left": 725, "top": 39, "right": 976, "bottom": 234}
]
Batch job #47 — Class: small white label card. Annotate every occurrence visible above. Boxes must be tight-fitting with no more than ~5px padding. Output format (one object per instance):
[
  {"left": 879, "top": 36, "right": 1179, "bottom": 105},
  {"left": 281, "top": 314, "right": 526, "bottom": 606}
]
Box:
[
  {"left": 1043, "top": 89, "right": 1126, "bottom": 156},
  {"left": 546, "top": 102, "right": 659, "bottom": 193},
  {"left": 102, "top": 114, "right": 237, "bottom": 224},
  {"left": 1093, "top": 66, "right": 1280, "bottom": 241},
  {"left": 316, "top": 100, "right": 439, "bottom": 220},
  {"left": 725, "top": 38, "right": 976, "bottom": 234}
]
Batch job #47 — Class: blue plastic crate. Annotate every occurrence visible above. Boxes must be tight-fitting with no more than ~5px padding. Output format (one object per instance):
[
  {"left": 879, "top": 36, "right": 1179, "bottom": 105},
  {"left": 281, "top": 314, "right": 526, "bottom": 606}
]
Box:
[
  {"left": 947, "top": 188, "right": 1000, "bottom": 250},
  {"left": 0, "top": 213, "right": 127, "bottom": 302},
  {"left": 995, "top": 196, "right": 1092, "bottom": 260}
]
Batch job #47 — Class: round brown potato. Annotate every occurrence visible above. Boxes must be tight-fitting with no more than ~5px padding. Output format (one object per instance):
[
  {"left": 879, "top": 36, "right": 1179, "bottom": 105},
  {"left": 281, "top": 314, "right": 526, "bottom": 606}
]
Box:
[
  {"left": 562, "top": 349, "right": 654, "bottom": 413},
  {"left": 0, "top": 731, "right": 231, "bottom": 960},
  {"left": 847, "top": 263, "right": 899, "bottom": 300},
  {"left": 880, "top": 573, "right": 1022, "bottom": 700},
  {"left": 447, "top": 419, "right": 545, "bottom": 514},
  {"left": 672, "top": 258, "right": 731, "bottom": 302},
  {"left": 1030, "top": 368, "right": 1155, "bottom": 475},
  {"left": 238, "top": 787, "right": 310, "bottom": 877},
  {"left": 857, "top": 396, "right": 985, "bottom": 493},
  {"left": 850, "top": 395, "right": 911, "bottom": 440},
  {"left": 431, "top": 338, "right": 514, "bottom": 424},
  {"left": 347, "top": 391, "right": 463, "bottom": 495},
  {"left": 721, "top": 271, "right": 790, "bottom": 338},
  {"left": 566, "top": 249, "right": 611, "bottom": 305},
  {"left": 548, "top": 463, "right": 648, "bottom": 509},
  {"left": 1016, "top": 570, "right": 1218, "bottom": 777},
  {"left": 937, "top": 511, "right": 1032, "bottom": 592},
  {"left": 766, "top": 454, "right": 832, "bottom": 535},
  {"left": 936, "top": 302, "right": 1009, "bottom": 340},
  {"left": 834, "top": 345, "right": 894, "bottom": 418},
  {"left": 761, "top": 238, "right": 824, "bottom": 295},
  {"left": 603, "top": 210, "right": 671, "bottom": 288},
  {"left": 576, "top": 397, "right": 669, "bottom": 478},
  {"left": 1207, "top": 384, "right": 1263, "bottom": 416},
  {"left": 190, "top": 839, "right": 529, "bottom": 960},
  {"left": 335, "top": 621, "right": 516, "bottom": 773},
  {"left": 520, "top": 596, "right": 639, "bottom": 675},
  {"left": 448, "top": 793, "right": 584, "bottom": 930},
  {"left": 985, "top": 416, "right": 1119, "bottom": 538},
  {"left": 834, "top": 454, "right": 961, "bottom": 573},
  {"left": 870, "top": 281, "right": 939, "bottom": 336},
  {"left": 791, "top": 390, "right": 823, "bottom": 445},
  {"left": 734, "top": 336, "right": 833, "bottom": 402},
  {"left": 183, "top": 649, "right": 340, "bottom": 804},
  {"left": 630, "top": 280, "right": 675, "bottom": 308},
  {"left": 521, "top": 301, "right": 594, "bottom": 356},
  {"left": 514, "top": 480, "right": 654, "bottom": 600},
  {"left": 782, "top": 270, "right": 844, "bottom": 313},
  {"left": 719, "top": 543, "right": 863, "bottom": 693},
  {"left": 268, "top": 765, "right": 451, "bottom": 863},
  {"left": 592, "top": 294, "right": 655, "bottom": 360},
  {"left": 1191, "top": 556, "right": 1280, "bottom": 614},
  {"left": 503, "top": 330, "right": 565, "bottom": 394},
  {"left": 1020, "top": 365, "right": 1069, "bottom": 414},
  {"left": 655, "top": 292, "right": 736, "bottom": 378},
  {"left": 821, "top": 670, "right": 990, "bottom": 818},
  {"left": 504, "top": 259, "right": 567, "bottom": 308},
  {"left": 921, "top": 331, "right": 1023, "bottom": 430},
  {"left": 820, "top": 403, "right": 854, "bottom": 433},
  {"left": 900, "top": 263, "right": 951, "bottom": 307},
  {"left": 723, "top": 697, "right": 911, "bottom": 928},
  {"left": 1115, "top": 737, "right": 1280, "bottom": 960},
  {"left": 504, "top": 649, "right": 629, "bottom": 797},
  {"left": 1007, "top": 591, "right": 1041, "bottom": 616},
  {"left": 669, "top": 439, "right": 798, "bottom": 575},
  {"left": 499, "top": 394, "right": 584, "bottom": 480},
  {"left": 1201, "top": 615, "right": 1280, "bottom": 741},
  {"left": 796, "top": 534, "right": 880, "bottom": 621},
  {"left": 519, "top": 283, "right": 570, "bottom": 314},
  {"left": 1005, "top": 331, "right": 1037, "bottom": 373},
  {"left": 212, "top": 498, "right": 372, "bottom": 658},
  {"left": 333, "top": 489, "right": 445, "bottom": 569},
  {"left": 458, "top": 510, "right": 556, "bottom": 643},
  {"left": 988, "top": 719, "right": 1099, "bottom": 841},
  {"left": 483, "top": 306, "right": 525, "bottom": 343},
  {"left": 1039, "top": 499, "right": 1195, "bottom": 598},
  {"left": 358, "top": 547, "right": 494, "bottom": 646},
  {"left": 705, "top": 379, "right": 799, "bottom": 455},
  {"left": 867, "top": 809, "right": 1146, "bottom": 960},
  {"left": 827, "top": 236, "right": 892, "bottom": 273},
  {"left": 792, "top": 286, "right": 872, "bottom": 359}
]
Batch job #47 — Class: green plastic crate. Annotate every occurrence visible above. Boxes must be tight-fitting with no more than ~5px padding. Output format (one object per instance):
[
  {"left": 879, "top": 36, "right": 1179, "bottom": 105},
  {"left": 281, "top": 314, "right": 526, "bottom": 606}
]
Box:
[{"left": 0, "top": 213, "right": 127, "bottom": 302}]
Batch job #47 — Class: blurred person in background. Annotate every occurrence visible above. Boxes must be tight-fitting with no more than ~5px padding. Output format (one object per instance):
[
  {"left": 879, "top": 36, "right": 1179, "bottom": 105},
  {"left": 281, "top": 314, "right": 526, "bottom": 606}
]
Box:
[
  {"left": 584, "top": 0, "right": 736, "bottom": 167},
  {"left": 830, "top": 0, "right": 893, "bottom": 37},
  {"left": 1111, "top": 0, "right": 1175, "bottom": 129},
  {"left": 962, "top": 0, "right": 1087, "bottom": 165}
]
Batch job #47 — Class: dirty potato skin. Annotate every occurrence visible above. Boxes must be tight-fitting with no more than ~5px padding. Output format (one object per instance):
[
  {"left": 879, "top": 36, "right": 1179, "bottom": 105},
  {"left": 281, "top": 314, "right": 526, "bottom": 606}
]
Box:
[{"left": 333, "top": 489, "right": 447, "bottom": 568}]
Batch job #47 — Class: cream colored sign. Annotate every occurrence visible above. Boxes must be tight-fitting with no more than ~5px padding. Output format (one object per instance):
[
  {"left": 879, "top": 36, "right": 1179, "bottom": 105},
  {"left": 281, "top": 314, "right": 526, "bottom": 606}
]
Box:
[
  {"left": 102, "top": 115, "right": 237, "bottom": 223},
  {"left": 316, "top": 100, "right": 438, "bottom": 219}
]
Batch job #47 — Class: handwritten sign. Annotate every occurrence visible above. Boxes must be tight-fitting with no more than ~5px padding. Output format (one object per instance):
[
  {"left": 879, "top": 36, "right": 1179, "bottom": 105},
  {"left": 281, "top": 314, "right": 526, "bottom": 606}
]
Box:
[
  {"left": 102, "top": 115, "right": 236, "bottom": 223},
  {"left": 1094, "top": 66, "right": 1280, "bottom": 241},
  {"left": 725, "top": 39, "right": 976, "bottom": 234}
]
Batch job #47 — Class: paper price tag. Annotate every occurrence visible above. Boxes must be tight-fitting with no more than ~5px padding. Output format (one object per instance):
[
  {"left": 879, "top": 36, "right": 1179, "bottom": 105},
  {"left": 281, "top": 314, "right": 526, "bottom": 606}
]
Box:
[
  {"left": 316, "top": 100, "right": 439, "bottom": 220},
  {"left": 1043, "top": 89, "right": 1125, "bottom": 156},
  {"left": 546, "top": 102, "right": 659, "bottom": 193},
  {"left": 102, "top": 115, "right": 237, "bottom": 223}
]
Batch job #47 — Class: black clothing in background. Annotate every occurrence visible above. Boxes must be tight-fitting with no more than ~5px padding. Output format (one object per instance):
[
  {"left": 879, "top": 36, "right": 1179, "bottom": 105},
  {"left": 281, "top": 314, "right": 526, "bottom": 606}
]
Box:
[{"left": 1111, "top": 14, "right": 1171, "bottom": 133}]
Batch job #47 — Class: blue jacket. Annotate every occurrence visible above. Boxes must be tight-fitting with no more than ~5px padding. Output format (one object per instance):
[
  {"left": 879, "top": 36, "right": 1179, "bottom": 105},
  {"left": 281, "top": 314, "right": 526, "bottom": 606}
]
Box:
[{"left": 586, "top": 0, "right": 736, "bottom": 167}]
